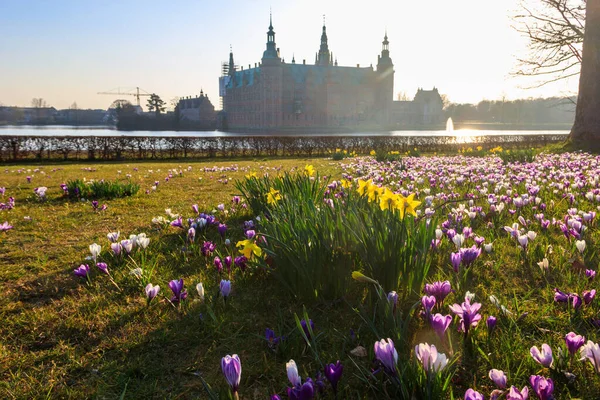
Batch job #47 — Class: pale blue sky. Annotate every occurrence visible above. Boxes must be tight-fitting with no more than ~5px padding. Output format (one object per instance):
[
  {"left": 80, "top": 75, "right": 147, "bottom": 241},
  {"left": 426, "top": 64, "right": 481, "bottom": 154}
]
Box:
[{"left": 0, "top": 0, "right": 579, "bottom": 110}]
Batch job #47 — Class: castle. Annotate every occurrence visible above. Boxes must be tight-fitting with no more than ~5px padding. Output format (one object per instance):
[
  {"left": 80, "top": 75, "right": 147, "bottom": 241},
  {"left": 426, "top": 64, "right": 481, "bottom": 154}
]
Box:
[{"left": 219, "top": 15, "right": 442, "bottom": 132}]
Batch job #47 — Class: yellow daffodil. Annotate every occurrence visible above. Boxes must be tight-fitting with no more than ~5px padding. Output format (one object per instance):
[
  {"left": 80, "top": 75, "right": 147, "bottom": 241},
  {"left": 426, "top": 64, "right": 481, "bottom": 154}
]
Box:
[
  {"left": 341, "top": 179, "right": 352, "bottom": 189},
  {"left": 304, "top": 165, "right": 315, "bottom": 177},
  {"left": 267, "top": 187, "right": 282, "bottom": 205},
  {"left": 366, "top": 183, "right": 381, "bottom": 203},
  {"left": 351, "top": 271, "right": 377, "bottom": 284},
  {"left": 370, "top": 150, "right": 376, "bottom": 156},
  {"left": 379, "top": 189, "right": 400, "bottom": 211},
  {"left": 245, "top": 172, "right": 258, "bottom": 179},
  {"left": 356, "top": 179, "right": 372, "bottom": 197},
  {"left": 403, "top": 193, "right": 421, "bottom": 218},
  {"left": 236, "top": 239, "right": 262, "bottom": 259}
]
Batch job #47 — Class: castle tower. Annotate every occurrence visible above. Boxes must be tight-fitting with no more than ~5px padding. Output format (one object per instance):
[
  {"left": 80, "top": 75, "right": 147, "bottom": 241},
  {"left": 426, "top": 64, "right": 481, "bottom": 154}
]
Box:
[
  {"left": 261, "top": 12, "right": 283, "bottom": 129},
  {"left": 228, "top": 46, "right": 235, "bottom": 76},
  {"left": 376, "top": 31, "right": 394, "bottom": 125},
  {"left": 317, "top": 19, "right": 332, "bottom": 66}
]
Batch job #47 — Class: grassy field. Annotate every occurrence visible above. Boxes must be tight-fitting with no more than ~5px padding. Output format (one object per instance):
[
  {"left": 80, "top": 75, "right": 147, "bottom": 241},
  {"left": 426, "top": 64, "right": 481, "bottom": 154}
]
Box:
[{"left": 1, "top": 151, "right": 600, "bottom": 399}]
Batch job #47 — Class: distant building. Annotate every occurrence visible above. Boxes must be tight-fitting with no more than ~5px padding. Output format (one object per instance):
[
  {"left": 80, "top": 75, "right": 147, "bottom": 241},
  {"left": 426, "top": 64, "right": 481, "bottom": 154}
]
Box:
[
  {"left": 391, "top": 88, "right": 444, "bottom": 126},
  {"left": 219, "top": 15, "right": 394, "bottom": 131},
  {"left": 176, "top": 90, "right": 217, "bottom": 130},
  {"left": 0, "top": 106, "right": 57, "bottom": 124}
]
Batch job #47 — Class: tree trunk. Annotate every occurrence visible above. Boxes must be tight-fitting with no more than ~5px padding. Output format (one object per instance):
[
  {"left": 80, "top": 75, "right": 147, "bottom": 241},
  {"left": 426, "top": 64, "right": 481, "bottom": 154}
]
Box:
[{"left": 570, "top": 0, "right": 600, "bottom": 150}]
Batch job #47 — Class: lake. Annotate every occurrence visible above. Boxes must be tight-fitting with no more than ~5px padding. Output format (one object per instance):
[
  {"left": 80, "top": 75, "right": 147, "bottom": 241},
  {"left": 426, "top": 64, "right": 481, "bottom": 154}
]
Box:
[{"left": 0, "top": 125, "right": 570, "bottom": 138}]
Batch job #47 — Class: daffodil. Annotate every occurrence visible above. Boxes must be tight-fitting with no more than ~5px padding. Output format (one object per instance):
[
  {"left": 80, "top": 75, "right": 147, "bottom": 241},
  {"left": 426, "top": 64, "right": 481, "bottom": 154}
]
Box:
[
  {"left": 245, "top": 172, "right": 258, "bottom": 179},
  {"left": 266, "top": 187, "right": 282, "bottom": 205},
  {"left": 304, "top": 164, "right": 315, "bottom": 177},
  {"left": 379, "top": 189, "right": 401, "bottom": 211},
  {"left": 341, "top": 179, "right": 352, "bottom": 189},
  {"left": 356, "top": 179, "right": 372, "bottom": 197},
  {"left": 236, "top": 239, "right": 262, "bottom": 258},
  {"left": 401, "top": 193, "right": 421, "bottom": 218},
  {"left": 370, "top": 150, "right": 376, "bottom": 156}
]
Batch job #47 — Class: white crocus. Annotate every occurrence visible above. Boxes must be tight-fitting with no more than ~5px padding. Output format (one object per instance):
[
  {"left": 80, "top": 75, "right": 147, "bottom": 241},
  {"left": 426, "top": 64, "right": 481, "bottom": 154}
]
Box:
[
  {"left": 538, "top": 258, "right": 549, "bottom": 271},
  {"left": 89, "top": 243, "right": 101, "bottom": 262},
  {"left": 286, "top": 359, "right": 301, "bottom": 386},
  {"left": 576, "top": 240, "right": 586, "bottom": 254},
  {"left": 196, "top": 283, "right": 205, "bottom": 301},
  {"left": 580, "top": 340, "right": 600, "bottom": 374}
]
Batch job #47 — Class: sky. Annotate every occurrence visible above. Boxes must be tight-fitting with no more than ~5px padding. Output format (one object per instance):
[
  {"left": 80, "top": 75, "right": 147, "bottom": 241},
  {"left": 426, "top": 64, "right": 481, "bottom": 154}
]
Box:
[{"left": 0, "top": 0, "right": 580, "bottom": 111}]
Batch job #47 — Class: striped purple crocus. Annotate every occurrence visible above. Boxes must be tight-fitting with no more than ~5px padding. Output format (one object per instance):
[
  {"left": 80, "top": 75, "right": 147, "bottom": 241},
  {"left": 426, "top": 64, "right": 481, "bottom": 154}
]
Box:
[{"left": 221, "top": 354, "right": 242, "bottom": 393}]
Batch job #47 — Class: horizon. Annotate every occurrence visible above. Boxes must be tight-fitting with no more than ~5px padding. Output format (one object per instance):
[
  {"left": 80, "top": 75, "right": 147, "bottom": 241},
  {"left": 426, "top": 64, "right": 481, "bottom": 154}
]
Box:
[{"left": 0, "top": 0, "right": 580, "bottom": 111}]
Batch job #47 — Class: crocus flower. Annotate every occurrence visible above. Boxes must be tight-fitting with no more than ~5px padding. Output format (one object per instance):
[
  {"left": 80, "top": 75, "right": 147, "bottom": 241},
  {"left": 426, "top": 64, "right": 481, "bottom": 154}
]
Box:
[
  {"left": 451, "top": 251, "right": 462, "bottom": 272},
  {"left": 89, "top": 243, "right": 101, "bottom": 262},
  {"left": 324, "top": 361, "right": 343, "bottom": 393},
  {"left": 169, "top": 278, "right": 187, "bottom": 303},
  {"left": 449, "top": 297, "right": 482, "bottom": 335},
  {"left": 570, "top": 293, "right": 582, "bottom": 310},
  {"left": 170, "top": 217, "right": 184, "bottom": 228},
  {"left": 0, "top": 221, "right": 13, "bottom": 232},
  {"left": 73, "top": 264, "right": 90, "bottom": 278},
  {"left": 286, "top": 359, "right": 301, "bottom": 386},
  {"left": 422, "top": 295, "right": 436, "bottom": 315},
  {"left": 387, "top": 291, "right": 398, "bottom": 312},
  {"left": 583, "top": 289, "right": 596, "bottom": 305},
  {"left": 553, "top": 288, "right": 569, "bottom": 303},
  {"left": 120, "top": 239, "right": 133, "bottom": 254},
  {"left": 576, "top": 240, "right": 586, "bottom": 254},
  {"left": 145, "top": 283, "right": 160, "bottom": 301},
  {"left": 187, "top": 227, "right": 195, "bottom": 243},
  {"left": 191, "top": 204, "right": 199, "bottom": 214},
  {"left": 565, "top": 332, "right": 585, "bottom": 356},
  {"left": 460, "top": 245, "right": 481, "bottom": 266},
  {"left": 287, "top": 379, "right": 315, "bottom": 400},
  {"left": 221, "top": 354, "right": 242, "bottom": 393},
  {"left": 488, "top": 369, "right": 507, "bottom": 389},
  {"left": 586, "top": 269, "right": 596, "bottom": 280},
  {"left": 300, "top": 319, "right": 315, "bottom": 341},
  {"left": 265, "top": 328, "right": 282, "bottom": 348},
  {"left": 430, "top": 313, "right": 452, "bottom": 340},
  {"left": 137, "top": 236, "right": 150, "bottom": 249},
  {"left": 107, "top": 231, "right": 120, "bottom": 243},
  {"left": 506, "top": 385, "right": 529, "bottom": 400},
  {"left": 424, "top": 280, "right": 452, "bottom": 304},
  {"left": 464, "top": 389, "right": 484, "bottom": 400},
  {"left": 530, "top": 344, "right": 553, "bottom": 368},
  {"left": 487, "top": 316, "right": 497, "bottom": 333},
  {"left": 529, "top": 375, "right": 553, "bottom": 400},
  {"left": 96, "top": 262, "right": 109, "bottom": 275},
  {"left": 580, "top": 340, "right": 600, "bottom": 374},
  {"left": 415, "top": 343, "right": 448, "bottom": 373},
  {"left": 374, "top": 338, "right": 398, "bottom": 374},
  {"left": 201, "top": 241, "right": 216, "bottom": 256},
  {"left": 196, "top": 282, "right": 204, "bottom": 301},
  {"left": 245, "top": 229, "right": 256, "bottom": 239},
  {"left": 224, "top": 255, "right": 233, "bottom": 270},
  {"left": 214, "top": 256, "right": 223, "bottom": 272},
  {"left": 218, "top": 223, "right": 227, "bottom": 237},
  {"left": 110, "top": 242, "right": 122, "bottom": 256},
  {"left": 220, "top": 279, "right": 232, "bottom": 297}
]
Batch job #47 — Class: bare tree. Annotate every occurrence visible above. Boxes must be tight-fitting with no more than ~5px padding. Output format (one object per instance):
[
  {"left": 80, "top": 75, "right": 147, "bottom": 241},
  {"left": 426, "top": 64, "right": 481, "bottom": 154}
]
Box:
[
  {"left": 569, "top": 0, "right": 600, "bottom": 148},
  {"left": 513, "top": 0, "right": 585, "bottom": 87},
  {"left": 31, "top": 98, "right": 48, "bottom": 108}
]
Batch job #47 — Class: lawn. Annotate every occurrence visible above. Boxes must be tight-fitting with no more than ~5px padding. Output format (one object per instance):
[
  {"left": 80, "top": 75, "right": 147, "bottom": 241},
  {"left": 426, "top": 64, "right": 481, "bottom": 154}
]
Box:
[{"left": 1, "top": 150, "right": 599, "bottom": 399}]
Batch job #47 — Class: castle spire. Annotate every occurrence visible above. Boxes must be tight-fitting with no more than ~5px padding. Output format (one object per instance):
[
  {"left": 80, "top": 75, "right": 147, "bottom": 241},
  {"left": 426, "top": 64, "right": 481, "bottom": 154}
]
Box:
[
  {"left": 228, "top": 45, "right": 235, "bottom": 76},
  {"left": 262, "top": 10, "right": 280, "bottom": 61},
  {"left": 317, "top": 15, "right": 331, "bottom": 66}
]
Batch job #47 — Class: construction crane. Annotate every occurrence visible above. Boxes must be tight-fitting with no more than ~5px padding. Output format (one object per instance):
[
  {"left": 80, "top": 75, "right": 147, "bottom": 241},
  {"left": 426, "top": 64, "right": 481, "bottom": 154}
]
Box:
[{"left": 97, "top": 87, "right": 152, "bottom": 107}]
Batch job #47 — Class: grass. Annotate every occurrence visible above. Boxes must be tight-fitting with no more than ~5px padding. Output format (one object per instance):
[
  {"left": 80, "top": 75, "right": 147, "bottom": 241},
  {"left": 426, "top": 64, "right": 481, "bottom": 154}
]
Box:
[{"left": 1, "top": 151, "right": 600, "bottom": 399}]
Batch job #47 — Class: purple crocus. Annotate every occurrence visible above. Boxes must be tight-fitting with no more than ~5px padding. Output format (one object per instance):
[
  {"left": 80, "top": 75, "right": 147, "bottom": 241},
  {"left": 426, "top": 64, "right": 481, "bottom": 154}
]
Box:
[
  {"left": 421, "top": 295, "right": 436, "bottom": 316},
  {"left": 487, "top": 316, "right": 497, "bottom": 333},
  {"left": 449, "top": 297, "right": 482, "bottom": 335},
  {"left": 73, "top": 264, "right": 90, "bottom": 278},
  {"left": 451, "top": 251, "right": 462, "bottom": 272},
  {"left": 424, "top": 281, "right": 452, "bottom": 304},
  {"left": 234, "top": 255, "right": 248, "bottom": 271},
  {"left": 224, "top": 255, "right": 233, "bottom": 271},
  {"left": 488, "top": 369, "right": 507, "bottom": 389},
  {"left": 96, "top": 262, "right": 109, "bottom": 275},
  {"left": 201, "top": 241, "right": 216, "bottom": 256},
  {"left": 245, "top": 229, "right": 256, "bottom": 239},
  {"left": 506, "top": 386, "right": 529, "bottom": 400},
  {"left": 583, "top": 289, "right": 596, "bottom": 305},
  {"left": 374, "top": 338, "right": 398, "bottom": 374},
  {"left": 300, "top": 319, "right": 315, "bottom": 341},
  {"left": 324, "top": 361, "right": 343, "bottom": 394},
  {"left": 430, "top": 313, "right": 452, "bottom": 340},
  {"left": 464, "top": 389, "right": 484, "bottom": 400},
  {"left": 265, "top": 328, "right": 282, "bottom": 349},
  {"left": 565, "top": 332, "right": 585, "bottom": 356},
  {"left": 110, "top": 242, "right": 122, "bottom": 256},
  {"left": 218, "top": 223, "right": 227, "bottom": 237},
  {"left": 145, "top": 283, "right": 160, "bottom": 302},
  {"left": 460, "top": 245, "right": 481, "bottom": 267},
  {"left": 570, "top": 293, "right": 582, "bottom": 310},
  {"left": 187, "top": 227, "right": 195, "bottom": 243},
  {"left": 220, "top": 279, "right": 232, "bottom": 297},
  {"left": 553, "top": 288, "right": 569, "bottom": 303},
  {"left": 191, "top": 204, "right": 199, "bottom": 215},
  {"left": 170, "top": 216, "right": 184, "bottom": 228},
  {"left": 530, "top": 344, "right": 553, "bottom": 368},
  {"left": 168, "top": 278, "right": 188, "bottom": 303},
  {"left": 287, "top": 379, "right": 315, "bottom": 400},
  {"left": 0, "top": 221, "right": 14, "bottom": 232},
  {"left": 529, "top": 375, "right": 553, "bottom": 400},
  {"left": 586, "top": 269, "right": 597, "bottom": 280},
  {"left": 221, "top": 354, "right": 242, "bottom": 393},
  {"left": 214, "top": 256, "right": 223, "bottom": 272}
]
